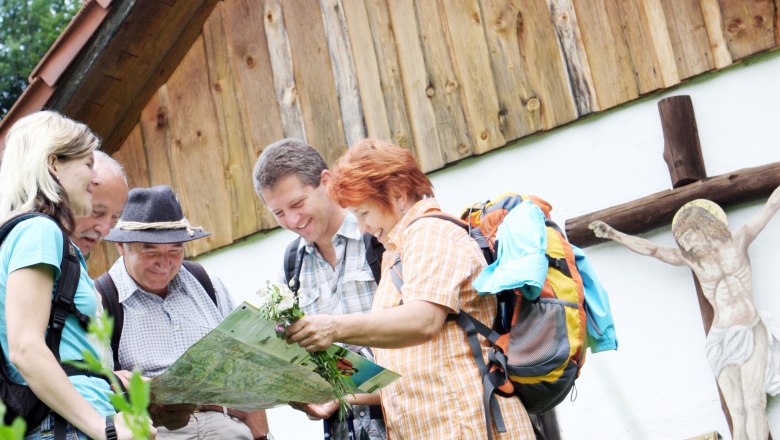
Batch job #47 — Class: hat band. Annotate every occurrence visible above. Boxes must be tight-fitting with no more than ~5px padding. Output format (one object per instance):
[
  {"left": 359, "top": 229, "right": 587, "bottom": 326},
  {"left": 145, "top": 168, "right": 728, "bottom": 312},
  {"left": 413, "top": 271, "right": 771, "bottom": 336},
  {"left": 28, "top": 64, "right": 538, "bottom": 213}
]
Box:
[{"left": 115, "top": 218, "right": 204, "bottom": 237}]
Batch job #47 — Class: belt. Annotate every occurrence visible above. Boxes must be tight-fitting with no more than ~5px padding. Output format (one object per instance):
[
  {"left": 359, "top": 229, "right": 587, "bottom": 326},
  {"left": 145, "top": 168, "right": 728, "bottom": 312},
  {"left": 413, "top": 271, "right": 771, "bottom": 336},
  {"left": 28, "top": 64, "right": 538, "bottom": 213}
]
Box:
[{"left": 196, "top": 404, "right": 247, "bottom": 421}]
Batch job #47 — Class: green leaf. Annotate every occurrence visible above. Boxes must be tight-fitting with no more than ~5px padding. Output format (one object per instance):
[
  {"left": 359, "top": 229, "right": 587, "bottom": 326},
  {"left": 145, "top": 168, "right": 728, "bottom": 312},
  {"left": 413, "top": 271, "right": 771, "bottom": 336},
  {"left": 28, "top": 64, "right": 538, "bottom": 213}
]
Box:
[
  {"left": 128, "top": 373, "right": 150, "bottom": 409},
  {"left": 109, "top": 393, "right": 131, "bottom": 413}
]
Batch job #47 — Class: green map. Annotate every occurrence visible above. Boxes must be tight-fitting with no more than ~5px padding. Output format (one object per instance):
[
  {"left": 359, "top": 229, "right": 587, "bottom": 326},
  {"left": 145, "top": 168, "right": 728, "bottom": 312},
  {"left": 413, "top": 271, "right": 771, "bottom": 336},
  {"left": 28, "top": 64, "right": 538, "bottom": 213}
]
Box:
[{"left": 150, "top": 302, "right": 400, "bottom": 411}]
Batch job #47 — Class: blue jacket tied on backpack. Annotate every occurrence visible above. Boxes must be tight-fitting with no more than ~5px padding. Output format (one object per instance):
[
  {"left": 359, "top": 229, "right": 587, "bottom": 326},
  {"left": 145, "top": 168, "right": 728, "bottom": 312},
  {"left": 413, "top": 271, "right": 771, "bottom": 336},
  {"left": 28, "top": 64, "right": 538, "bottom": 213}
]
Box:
[{"left": 472, "top": 200, "right": 618, "bottom": 353}]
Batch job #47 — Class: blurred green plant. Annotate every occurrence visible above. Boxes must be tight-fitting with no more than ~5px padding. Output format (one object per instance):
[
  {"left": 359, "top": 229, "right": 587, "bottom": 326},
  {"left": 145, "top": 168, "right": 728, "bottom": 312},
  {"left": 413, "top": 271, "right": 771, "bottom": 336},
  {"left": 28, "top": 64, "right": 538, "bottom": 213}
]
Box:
[
  {"left": 67, "top": 313, "right": 152, "bottom": 438},
  {"left": 0, "top": 403, "right": 25, "bottom": 440}
]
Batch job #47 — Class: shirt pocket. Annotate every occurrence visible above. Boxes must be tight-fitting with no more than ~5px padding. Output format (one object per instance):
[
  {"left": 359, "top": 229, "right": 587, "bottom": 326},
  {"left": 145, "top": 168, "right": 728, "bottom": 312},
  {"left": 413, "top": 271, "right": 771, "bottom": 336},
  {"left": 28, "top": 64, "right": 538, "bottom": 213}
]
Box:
[{"left": 342, "top": 268, "right": 375, "bottom": 283}]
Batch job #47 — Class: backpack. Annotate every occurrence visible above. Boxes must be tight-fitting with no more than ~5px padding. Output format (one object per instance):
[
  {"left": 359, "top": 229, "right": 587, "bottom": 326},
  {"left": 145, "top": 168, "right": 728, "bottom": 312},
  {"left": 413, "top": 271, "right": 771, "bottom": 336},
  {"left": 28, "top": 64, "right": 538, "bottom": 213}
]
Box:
[
  {"left": 0, "top": 213, "right": 105, "bottom": 435},
  {"left": 283, "top": 233, "right": 384, "bottom": 293},
  {"left": 390, "top": 193, "right": 587, "bottom": 438},
  {"left": 95, "top": 261, "right": 217, "bottom": 370}
]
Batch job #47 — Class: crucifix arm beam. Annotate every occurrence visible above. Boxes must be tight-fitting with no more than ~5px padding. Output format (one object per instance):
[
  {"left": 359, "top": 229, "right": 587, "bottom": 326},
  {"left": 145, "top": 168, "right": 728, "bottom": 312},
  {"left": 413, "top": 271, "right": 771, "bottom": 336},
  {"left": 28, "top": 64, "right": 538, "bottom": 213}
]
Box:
[{"left": 565, "top": 161, "right": 780, "bottom": 248}]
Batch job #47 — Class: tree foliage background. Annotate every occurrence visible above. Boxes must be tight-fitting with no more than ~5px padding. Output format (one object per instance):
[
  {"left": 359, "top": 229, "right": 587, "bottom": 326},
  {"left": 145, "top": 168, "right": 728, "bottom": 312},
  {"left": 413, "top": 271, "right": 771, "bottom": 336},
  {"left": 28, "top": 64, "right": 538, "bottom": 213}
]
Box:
[{"left": 0, "top": 0, "right": 80, "bottom": 120}]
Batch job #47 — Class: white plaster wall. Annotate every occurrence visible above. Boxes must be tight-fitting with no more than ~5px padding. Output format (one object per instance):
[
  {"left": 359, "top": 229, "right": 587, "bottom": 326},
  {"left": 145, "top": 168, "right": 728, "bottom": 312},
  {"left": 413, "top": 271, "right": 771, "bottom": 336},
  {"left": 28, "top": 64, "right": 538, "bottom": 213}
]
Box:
[{"left": 196, "top": 51, "right": 780, "bottom": 439}]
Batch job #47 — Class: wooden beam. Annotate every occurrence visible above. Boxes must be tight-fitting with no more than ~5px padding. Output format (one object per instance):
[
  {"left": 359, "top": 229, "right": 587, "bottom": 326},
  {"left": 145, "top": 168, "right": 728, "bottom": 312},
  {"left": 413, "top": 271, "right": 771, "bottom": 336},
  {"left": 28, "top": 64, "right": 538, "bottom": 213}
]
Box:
[
  {"left": 658, "top": 95, "right": 707, "bottom": 188},
  {"left": 565, "top": 161, "right": 780, "bottom": 248}
]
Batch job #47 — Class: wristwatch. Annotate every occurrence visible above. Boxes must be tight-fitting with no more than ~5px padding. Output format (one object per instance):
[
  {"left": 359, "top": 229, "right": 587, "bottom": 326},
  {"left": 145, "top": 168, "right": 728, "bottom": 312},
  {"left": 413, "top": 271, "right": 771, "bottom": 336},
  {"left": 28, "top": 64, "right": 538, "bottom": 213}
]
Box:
[
  {"left": 105, "top": 415, "right": 118, "bottom": 440},
  {"left": 255, "top": 434, "right": 274, "bottom": 440}
]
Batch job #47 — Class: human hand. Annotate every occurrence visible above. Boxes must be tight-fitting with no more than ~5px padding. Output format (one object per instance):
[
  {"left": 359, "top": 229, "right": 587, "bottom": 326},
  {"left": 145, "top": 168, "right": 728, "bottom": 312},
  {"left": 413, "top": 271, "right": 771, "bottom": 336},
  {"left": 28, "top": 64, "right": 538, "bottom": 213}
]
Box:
[
  {"left": 284, "top": 315, "right": 338, "bottom": 352},
  {"left": 289, "top": 400, "right": 339, "bottom": 420},
  {"left": 113, "top": 370, "right": 134, "bottom": 392},
  {"left": 115, "top": 410, "right": 157, "bottom": 439},
  {"left": 589, "top": 220, "right": 614, "bottom": 239},
  {"left": 147, "top": 394, "right": 196, "bottom": 431}
]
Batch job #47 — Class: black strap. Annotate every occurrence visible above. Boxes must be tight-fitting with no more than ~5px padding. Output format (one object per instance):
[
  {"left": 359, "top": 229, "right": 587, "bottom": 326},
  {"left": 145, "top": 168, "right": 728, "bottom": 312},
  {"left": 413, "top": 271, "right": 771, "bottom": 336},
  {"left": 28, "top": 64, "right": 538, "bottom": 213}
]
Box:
[
  {"left": 97, "top": 260, "right": 217, "bottom": 370},
  {"left": 0, "top": 213, "right": 85, "bottom": 439},
  {"left": 284, "top": 234, "right": 384, "bottom": 296},
  {"left": 182, "top": 261, "right": 217, "bottom": 305},
  {"left": 283, "top": 237, "right": 304, "bottom": 294},
  {"left": 361, "top": 234, "right": 383, "bottom": 283},
  {"left": 97, "top": 272, "right": 123, "bottom": 370}
]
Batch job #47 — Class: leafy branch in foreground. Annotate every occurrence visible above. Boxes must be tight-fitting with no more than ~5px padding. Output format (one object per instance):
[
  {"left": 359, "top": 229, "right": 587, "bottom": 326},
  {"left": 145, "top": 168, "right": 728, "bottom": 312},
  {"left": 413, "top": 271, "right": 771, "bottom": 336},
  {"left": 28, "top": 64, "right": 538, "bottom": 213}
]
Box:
[{"left": 66, "top": 313, "right": 152, "bottom": 438}]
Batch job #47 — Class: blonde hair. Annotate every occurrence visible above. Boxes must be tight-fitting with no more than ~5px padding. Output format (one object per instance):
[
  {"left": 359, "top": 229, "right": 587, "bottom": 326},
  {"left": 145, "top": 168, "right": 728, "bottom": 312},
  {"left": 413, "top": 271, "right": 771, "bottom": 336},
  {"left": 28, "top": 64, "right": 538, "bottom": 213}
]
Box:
[{"left": 0, "top": 111, "right": 100, "bottom": 228}]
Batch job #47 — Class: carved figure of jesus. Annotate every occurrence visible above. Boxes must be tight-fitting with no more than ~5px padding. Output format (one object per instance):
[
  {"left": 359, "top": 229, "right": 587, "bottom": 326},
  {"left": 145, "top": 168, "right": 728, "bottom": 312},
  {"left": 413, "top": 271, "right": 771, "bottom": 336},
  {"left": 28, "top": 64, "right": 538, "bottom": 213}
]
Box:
[{"left": 589, "top": 185, "right": 780, "bottom": 440}]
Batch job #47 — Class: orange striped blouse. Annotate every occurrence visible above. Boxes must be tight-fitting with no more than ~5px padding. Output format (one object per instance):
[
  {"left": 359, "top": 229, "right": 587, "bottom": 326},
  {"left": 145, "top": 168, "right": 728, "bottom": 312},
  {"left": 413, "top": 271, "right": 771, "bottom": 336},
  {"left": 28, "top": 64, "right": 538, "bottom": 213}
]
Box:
[{"left": 373, "top": 198, "right": 534, "bottom": 439}]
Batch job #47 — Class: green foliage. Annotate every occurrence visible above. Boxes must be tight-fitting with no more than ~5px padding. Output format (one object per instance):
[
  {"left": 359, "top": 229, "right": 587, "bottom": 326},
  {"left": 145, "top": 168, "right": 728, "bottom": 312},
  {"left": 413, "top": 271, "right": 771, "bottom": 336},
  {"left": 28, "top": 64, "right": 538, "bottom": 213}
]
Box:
[
  {"left": 67, "top": 313, "right": 153, "bottom": 439},
  {"left": 0, "top": 0, "right": 80, "bottom": 119},
  {"left": 0, "top": 404, "right": 25, "bottom": 440}
]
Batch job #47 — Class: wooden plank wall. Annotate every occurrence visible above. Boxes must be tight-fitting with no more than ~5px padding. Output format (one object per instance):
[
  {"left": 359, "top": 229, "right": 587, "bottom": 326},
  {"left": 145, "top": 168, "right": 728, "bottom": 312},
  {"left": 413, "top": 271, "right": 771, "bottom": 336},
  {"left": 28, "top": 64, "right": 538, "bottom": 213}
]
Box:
[{"left": 86, "top": 0, "right": 780, "bottom": 277}]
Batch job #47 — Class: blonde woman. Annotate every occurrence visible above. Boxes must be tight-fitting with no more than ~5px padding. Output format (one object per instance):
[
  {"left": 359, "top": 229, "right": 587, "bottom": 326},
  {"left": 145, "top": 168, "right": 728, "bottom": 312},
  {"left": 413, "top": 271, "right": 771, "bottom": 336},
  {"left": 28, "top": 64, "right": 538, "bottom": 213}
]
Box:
[{"left": 0, "top": 111, "right": 154, "bottom": 439}]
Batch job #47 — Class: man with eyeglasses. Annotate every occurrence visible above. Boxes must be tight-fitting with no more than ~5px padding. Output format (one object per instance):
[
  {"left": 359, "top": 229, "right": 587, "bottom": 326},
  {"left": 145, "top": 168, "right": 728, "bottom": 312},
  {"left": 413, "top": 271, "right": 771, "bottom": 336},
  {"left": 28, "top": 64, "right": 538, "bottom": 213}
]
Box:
[{"left": 98, "top": 185, "right": 272, "bottom": 440}]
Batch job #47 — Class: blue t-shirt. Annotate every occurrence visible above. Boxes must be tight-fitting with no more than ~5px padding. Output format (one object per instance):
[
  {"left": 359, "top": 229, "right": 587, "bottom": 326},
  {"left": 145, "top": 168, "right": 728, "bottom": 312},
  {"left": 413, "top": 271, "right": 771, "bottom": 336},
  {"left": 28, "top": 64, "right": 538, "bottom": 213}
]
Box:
[{"left": 0, "top": 217, "right": 114, "bottom": 416}]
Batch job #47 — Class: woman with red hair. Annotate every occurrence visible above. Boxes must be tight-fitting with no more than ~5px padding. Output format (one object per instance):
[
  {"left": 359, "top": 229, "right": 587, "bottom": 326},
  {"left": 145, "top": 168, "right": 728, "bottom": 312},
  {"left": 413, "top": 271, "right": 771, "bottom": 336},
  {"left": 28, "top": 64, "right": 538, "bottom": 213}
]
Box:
[{"left": 285, "top": 139, "right": 534, "bottom": 439}]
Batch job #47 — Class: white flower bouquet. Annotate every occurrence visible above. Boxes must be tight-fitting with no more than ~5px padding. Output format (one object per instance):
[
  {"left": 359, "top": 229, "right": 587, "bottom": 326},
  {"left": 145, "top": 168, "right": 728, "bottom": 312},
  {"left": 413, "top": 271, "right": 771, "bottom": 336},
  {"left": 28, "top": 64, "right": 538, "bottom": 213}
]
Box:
[{"left": 255, "top": 280, "right": 356, "bottom": 419}]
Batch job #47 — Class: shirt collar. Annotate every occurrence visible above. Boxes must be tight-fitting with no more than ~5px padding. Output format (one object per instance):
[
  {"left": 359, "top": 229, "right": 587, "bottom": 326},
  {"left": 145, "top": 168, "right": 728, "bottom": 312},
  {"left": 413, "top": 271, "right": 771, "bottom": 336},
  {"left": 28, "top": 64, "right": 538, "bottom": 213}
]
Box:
[
  {"left": 301, "top": 211, "right": 363, "bottom": 254},
  {"left": 386, "top": 198, "right": 441, "bottom": 252}
]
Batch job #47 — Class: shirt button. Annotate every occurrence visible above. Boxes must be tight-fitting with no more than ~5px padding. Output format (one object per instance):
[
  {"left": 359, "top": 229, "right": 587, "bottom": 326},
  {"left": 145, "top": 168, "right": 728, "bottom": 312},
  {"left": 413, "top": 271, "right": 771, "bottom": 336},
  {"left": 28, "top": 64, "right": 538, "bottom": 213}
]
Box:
[{"left": 359, "top": 411, "right": 365, "bottom": 417}]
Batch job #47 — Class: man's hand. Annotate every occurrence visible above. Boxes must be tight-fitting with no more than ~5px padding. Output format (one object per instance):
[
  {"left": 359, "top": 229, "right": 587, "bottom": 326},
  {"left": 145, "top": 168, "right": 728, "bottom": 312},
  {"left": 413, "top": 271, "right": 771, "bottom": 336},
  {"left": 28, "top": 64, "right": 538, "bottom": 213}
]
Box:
[
  {"left": 147, "top": 399, "right": 196, "bottom": 430},
  {"left": 285, "top": 315, "right": 338, "bottom": 352},
  {"left": 289, "top": 400, "right": 339, "bottom": 420},
  {"left": 589, "top": 220, "right": 614, "bottom": 239}
]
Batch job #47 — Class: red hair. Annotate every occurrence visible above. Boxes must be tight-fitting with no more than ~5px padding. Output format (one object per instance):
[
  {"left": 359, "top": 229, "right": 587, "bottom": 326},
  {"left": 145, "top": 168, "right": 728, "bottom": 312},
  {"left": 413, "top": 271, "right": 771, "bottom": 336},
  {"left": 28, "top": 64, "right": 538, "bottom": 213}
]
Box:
[{"left": 329, "top": 139, "right": 433, "bottom": 212}]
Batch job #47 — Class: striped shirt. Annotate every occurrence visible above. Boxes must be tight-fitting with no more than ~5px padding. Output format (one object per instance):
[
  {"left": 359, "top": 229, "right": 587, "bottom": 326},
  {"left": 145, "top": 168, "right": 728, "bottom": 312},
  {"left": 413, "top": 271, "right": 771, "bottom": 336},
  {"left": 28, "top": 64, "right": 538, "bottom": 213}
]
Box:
[
  {"left": 108, "top": 258, "right": 236, "bottom": 377},
  {"left": 292, "top": 213, "right": 377, "bottom": 317},
  {"left": 374, "top": 198, "right": 534, "bottom": 439},
  {"left": 286, "top": 213, "right": 385, "bottom": 439}
]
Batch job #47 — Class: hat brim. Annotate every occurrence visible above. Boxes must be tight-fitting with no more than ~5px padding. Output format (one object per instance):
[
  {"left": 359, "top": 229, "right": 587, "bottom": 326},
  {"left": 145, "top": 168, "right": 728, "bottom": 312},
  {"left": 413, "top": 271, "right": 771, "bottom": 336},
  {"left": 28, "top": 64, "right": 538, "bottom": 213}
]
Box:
[{"left": 103, "top": 228, "right": 210, "bottom": 244}]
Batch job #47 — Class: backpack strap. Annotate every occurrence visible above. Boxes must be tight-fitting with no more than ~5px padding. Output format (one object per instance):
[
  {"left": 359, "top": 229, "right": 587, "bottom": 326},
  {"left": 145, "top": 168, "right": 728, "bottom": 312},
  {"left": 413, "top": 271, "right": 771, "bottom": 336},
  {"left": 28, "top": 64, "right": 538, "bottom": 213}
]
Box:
[
  {"left": 389, "top": 213, "right": 513, "bottom": 440},
  {"left": 96, "top": 272, "right": 123, "bottom": 370},
  {"left": 283, "top": 237, "right": 304, "bottom": 294},
  {"left": 97, "top": 260, "right": 217, "bottom": 370},
  {"left": 284, "top": 234, "right": 384, "bottom": 296},
  {"left": 182, "top": 261, "right": 217, "bottom": 306},
  {"left": 361, "top": 233, "right": 383, "bottom": 283},
  {"left": 0, "top": 213, "right": 93, "bottom": 437}
]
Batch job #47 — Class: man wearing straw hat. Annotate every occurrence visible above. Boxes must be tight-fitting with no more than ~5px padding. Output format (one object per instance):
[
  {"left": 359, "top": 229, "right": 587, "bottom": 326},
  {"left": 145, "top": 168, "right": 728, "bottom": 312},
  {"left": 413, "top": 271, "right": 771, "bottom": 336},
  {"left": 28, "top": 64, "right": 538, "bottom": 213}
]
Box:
[{"left": 100, "top": 185, "right": 271, "bottom": 440}]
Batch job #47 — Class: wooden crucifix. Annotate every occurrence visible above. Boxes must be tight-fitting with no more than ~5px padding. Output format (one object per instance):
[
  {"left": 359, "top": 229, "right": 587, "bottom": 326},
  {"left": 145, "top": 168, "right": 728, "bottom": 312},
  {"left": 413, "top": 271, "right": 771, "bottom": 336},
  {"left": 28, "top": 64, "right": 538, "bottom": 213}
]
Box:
[{"left": 565, "top": 95, "right": 780, "bottom": 439}]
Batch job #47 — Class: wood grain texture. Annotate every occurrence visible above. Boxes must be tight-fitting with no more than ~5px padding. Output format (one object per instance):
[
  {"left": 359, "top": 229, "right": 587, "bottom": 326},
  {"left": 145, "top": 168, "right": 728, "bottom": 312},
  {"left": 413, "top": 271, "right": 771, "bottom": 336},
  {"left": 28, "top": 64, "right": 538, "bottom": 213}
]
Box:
[
  {"left": 412, "top": 0, "right": 472, "bottom": 162},
  {"left": 439, "top": 0, "right": 505, "bottom": 154},
  {"left": 700, "top": 0, "right": 733, "bottom": 68},
  {"left": 139, "top": 87, "right": 176, "bottom": 189},
  {"left": 223, "top": 0, "right": 284, "bottom": 158},
  {"left": 658, "top": 95, "right": 707, "bottom": 188},
  {"left": 164, "top": 36, "right": 233, "bottom": 256},
  {"left": 202, "top": 3, "right": 264, "bottom": 239},
  {"left": 264, "top": 0, "right": 306, "bottom": 141},
  {"left": 660, "top": 0, "right": 714, "bottom": 79},
  {"left": 114, "top": 125, "right": 151, "bottom": 190},
  {"left": 478, "top": 0, "right": 543, "bottom": 139},
  {"left": 320, "top": 0, "right": 367, "bottom": 147},
  {"left": 717, "top": 0, "right": 776, "bottom": 60},
  {"left": 615, "top": 0, "right": 666, "bottom": 94},
  {"left": 79, "top": 0, "right": 221, "bottom": 154},
  {"left": 565, "top": 162, "right": 780, "bottom": 248},
  {"left": 547, "top": 0, "right": 599, "bottom": 116},
  {"left": 341, "top": 0, "right": 392, "bottom": 143},
  {"left": 282, "top": 0, "right": 347, "bottom": 165},
  {"left": 516, "top": 0, "right": 578, "bottom": 128},
  {"left": 221, "top": 0, "right": 283, "bottom": 230},
  {"left": 573, "top": 0, "right": 638, "bottom": 109},
  {"left": 640, "top": 0, "right": 681, "bottom": 88},
  {"left": 386, "top": 0, "right": 446, "bottom": 171}
]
